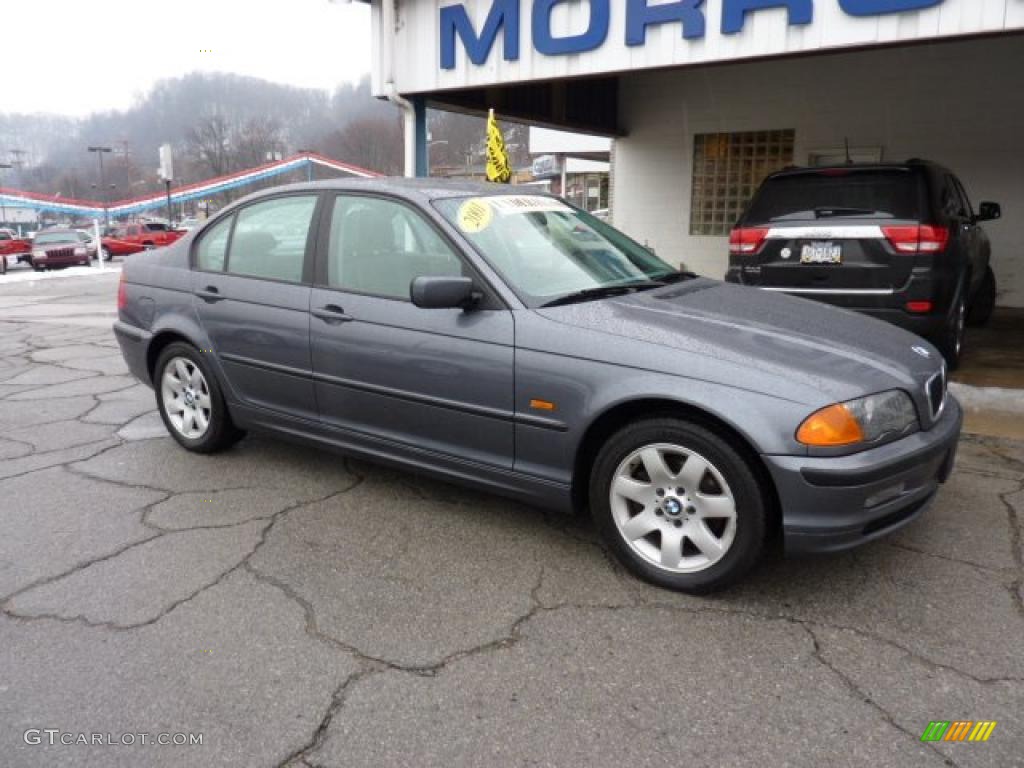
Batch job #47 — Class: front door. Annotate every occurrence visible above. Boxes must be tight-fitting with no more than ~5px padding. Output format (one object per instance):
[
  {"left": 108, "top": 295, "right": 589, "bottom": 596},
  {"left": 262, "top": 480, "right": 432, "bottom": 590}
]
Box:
[
  {"left": 192, "top": 193, "right": 320, "bottom": 421},
  {"left": 309, "top": 193, "right": 515, "bottom": 469}
]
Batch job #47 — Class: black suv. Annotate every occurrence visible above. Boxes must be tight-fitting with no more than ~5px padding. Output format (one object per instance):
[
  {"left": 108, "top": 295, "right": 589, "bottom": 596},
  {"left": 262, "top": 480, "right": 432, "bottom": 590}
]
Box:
[{"left": 725, "top": 160, "right": 1000, "bottom": 368}]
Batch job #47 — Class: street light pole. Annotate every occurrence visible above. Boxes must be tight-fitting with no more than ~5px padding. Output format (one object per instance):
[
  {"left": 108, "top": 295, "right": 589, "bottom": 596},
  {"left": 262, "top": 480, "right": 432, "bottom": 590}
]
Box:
[
  {"left": 297, "top": 148, "right": 315, "bottom": 182},
  {"left": 0, "top": 163, "right": 11, "bottom": 227},
  {"left": 88, "top": 146, "right": 113, "bottom": 226}
]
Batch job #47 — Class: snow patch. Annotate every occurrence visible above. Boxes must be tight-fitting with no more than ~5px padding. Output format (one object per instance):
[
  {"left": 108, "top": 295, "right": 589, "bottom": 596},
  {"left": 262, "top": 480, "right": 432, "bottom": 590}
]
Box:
[
  {"left": 949, "top": 382, "right": 1024, "bottom": 414},
  {"left": 0, "top": 263, "right": 121, "bottom": 285}
]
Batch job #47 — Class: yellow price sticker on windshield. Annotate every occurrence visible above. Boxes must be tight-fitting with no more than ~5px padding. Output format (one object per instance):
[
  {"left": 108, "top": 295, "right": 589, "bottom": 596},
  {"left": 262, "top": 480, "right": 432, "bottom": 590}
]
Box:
[{"left": 457, "top": 198, "right": 494, "bottom": 233}]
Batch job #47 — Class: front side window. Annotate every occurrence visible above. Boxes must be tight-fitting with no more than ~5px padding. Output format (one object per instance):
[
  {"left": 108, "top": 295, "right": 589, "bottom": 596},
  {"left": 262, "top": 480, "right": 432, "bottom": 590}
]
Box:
[
  {"left": 326, "top": 195, "right": 463, "bottom": 299},
  {"left": 195, "top": 216, "right": 232, "bottom": 272},
  {"left": 227, "top": 195, "right": 317, "bottom": 283},
  {"left": 434, "top": 195, "right": 676, "bottom": 307}
]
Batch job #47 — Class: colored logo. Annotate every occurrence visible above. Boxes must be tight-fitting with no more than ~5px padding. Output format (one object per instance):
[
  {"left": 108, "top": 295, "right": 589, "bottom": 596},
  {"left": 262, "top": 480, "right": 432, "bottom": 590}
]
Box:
[{"left": 920, "top": 721, "right": 997, "bottom": 743}]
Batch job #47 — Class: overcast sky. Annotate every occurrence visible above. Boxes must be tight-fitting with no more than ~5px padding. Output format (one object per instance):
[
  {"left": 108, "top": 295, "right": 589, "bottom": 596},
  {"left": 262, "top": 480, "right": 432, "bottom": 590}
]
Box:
[{"left": 3, "top": 0, "right": 373, "bottom": 116}]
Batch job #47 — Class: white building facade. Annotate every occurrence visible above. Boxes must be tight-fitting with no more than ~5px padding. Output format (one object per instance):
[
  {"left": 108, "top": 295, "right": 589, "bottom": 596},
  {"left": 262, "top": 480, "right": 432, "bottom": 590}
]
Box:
[{"left": 365, "top": 0, "right": 1024, "bottom": 305}]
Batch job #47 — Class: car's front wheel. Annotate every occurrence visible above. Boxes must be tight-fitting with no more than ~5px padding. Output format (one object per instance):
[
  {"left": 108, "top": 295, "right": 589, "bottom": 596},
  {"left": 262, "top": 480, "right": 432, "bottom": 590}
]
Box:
[
  {"left": 589, "top": 418, "right": 767, "bottom": 593},
  {"left": 155, "top": 342, "right": 244, "bottom": 453}
]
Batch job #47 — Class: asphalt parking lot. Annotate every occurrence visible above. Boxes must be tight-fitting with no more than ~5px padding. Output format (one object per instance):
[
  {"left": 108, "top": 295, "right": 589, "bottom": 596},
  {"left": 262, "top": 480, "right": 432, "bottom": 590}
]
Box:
[{"left": 0, "top": 269, "right": 1022, "bottom": 768}]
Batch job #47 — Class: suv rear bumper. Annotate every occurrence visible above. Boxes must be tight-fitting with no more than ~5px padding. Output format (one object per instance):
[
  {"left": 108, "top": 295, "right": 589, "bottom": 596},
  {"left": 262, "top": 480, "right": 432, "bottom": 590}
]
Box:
[
  {"left": 764, "top": 395, "right": 961, "bottom": 555},
  {"left": 725, "top": 269, "right": 950, "bottom": 338}
]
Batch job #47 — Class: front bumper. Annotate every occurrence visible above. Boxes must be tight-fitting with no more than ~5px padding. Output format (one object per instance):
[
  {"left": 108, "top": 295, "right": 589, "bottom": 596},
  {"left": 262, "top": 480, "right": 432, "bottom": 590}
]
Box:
[
  {"left": 765, "top": 395, "right": 962, "bottom": 555},
  {"left": 33, "top": 253, "right": 91, "bottom": 268}
]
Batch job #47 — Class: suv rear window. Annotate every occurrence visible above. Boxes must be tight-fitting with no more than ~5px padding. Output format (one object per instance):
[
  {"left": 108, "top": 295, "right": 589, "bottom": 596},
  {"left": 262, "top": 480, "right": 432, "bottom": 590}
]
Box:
[{"left": 744, "top": 169, "right": 921, "bottom": 223}]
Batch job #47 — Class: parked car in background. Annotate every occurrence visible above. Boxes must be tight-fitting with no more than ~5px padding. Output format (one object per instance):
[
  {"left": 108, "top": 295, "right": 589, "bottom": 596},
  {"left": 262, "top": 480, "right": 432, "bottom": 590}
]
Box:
[
  {"left": 103, "top": 222, "right": 186, "bottom": 253},
  {"left": 0, "top": 229, "right": 33, "bottom": 275},
  {"left": 725, "top": 160, "right": 1000, "bottom": 368},
  {"left": 28, "top": 228, "right": 93, "bottom": 270},
  {"left": 114, "top": 179, "right": 960, "bottom": 593}
]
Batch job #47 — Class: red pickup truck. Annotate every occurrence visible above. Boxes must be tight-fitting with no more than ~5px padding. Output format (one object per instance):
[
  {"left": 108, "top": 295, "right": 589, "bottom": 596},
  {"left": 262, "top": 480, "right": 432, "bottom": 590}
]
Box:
[
  {"left": 0, "top": 229, "right": 32, "bottom": 275},
  {"left": 102, "top": 222, "right": 186, "bottom": 257}
]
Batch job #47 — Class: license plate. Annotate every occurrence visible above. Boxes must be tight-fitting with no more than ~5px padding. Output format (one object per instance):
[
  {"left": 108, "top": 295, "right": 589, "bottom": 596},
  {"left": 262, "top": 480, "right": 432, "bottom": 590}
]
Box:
[{"left": 800, "top": 242, "right": 842, "bottom": 264}]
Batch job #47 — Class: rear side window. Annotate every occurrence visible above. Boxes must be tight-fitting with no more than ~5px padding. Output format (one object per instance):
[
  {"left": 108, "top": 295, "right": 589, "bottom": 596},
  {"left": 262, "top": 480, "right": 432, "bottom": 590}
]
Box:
[
  {"left": 195, "top": 216, "right": 232, "bottom": 272},
  {"left": 226, "top": 195, "right": 317, "bottom": 283},
  {"left": 744, "top": 170, "right": 921, "bottom": 223}
]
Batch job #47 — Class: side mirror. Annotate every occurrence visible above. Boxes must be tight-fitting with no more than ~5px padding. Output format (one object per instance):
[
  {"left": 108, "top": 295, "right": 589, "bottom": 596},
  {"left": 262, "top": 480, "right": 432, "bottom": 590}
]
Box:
[
  {"left": 976, "top": 201, "right": 1001, "bottom": 223},
  {"left": 410, "top": 276, "right": 479, "bottom": 309}
]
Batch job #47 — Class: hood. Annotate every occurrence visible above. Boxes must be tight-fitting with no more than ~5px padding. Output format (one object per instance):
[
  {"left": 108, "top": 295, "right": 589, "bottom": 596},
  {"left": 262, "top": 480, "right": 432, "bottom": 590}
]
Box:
[{"left": 536, "top": 278, "right": 944, "bottom": 415}]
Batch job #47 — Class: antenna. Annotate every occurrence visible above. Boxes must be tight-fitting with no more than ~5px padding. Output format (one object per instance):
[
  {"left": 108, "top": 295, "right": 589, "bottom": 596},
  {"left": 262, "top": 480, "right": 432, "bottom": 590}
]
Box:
[{"left": 844, "top": 138, "right": 853, "bottom": 165}]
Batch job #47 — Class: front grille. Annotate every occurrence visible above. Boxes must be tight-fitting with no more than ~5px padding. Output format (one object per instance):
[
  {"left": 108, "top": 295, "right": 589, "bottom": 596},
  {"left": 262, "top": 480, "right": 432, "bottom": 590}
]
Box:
[
  {"left": 925, "top": 367, "right": 946, "bottom": 421},
  {"left": 46, "top": 247, "right": 75, "bottom": 259}
]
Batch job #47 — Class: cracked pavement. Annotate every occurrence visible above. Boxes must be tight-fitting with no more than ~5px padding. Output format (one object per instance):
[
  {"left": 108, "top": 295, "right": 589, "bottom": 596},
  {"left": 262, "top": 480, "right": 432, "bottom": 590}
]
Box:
[{"left": 0, "top": 272, "right": 1022, "bottom": 767}]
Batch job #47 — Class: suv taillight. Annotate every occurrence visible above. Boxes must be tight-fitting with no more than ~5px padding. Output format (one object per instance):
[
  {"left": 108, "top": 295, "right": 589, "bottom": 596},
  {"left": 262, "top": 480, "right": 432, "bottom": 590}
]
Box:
[
  {"left": 728, "top": 227, "right": 769, "bottom": 255},
  {"left": 117, "top": 271, "right": 127, "bottom": 311},
  {"left": 882, "top": 225, "right": 949, "bottom": 254}
]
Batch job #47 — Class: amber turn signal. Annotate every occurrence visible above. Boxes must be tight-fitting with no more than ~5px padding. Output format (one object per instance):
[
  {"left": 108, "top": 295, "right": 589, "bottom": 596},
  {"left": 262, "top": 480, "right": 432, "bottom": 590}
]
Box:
[{"left": 796, "top": 403, "right": 865, "bottom": 447}]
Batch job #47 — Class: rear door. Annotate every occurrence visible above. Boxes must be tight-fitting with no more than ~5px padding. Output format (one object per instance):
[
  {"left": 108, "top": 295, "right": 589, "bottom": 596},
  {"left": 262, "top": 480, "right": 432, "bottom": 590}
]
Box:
[
  {"left": 734, "top": 168, "right": 924, "bottom": 295},
  {"left": 192, "top": 193, "right": 320, "bottom": 421}
]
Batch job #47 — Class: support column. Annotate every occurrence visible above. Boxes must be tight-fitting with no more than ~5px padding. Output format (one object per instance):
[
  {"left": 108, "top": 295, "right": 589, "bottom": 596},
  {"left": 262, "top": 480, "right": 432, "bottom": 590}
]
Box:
[{"left": 413, "top": 96, "right": 428, "bottom": 178}]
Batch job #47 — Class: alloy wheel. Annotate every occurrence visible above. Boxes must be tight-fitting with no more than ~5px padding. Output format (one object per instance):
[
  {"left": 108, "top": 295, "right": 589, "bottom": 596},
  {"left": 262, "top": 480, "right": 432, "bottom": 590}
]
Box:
[
  {"left": 160, "top": 356, "right": 212, "bottom": 439},
  {"left": 609, "top": 443, "right": 738, "bottom": 573}
]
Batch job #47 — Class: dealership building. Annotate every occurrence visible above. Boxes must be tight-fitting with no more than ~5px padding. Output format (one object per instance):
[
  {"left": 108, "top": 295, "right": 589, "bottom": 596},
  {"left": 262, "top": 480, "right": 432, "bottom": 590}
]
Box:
[{"left": 362, "top": 0, "right": 1024, "bottom": 307}]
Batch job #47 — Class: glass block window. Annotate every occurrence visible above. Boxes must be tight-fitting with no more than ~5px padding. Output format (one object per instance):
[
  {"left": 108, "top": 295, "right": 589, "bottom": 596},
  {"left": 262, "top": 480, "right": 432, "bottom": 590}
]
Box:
[{"left": 689, "top": 130, "right": 795, "bottom": 236}]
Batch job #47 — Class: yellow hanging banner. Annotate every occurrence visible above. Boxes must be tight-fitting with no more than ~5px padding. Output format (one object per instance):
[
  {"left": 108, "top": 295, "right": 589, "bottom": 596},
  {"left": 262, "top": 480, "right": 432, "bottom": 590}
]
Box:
[{"left": 485, "top": 109, "right": 512, "bottom": 184}]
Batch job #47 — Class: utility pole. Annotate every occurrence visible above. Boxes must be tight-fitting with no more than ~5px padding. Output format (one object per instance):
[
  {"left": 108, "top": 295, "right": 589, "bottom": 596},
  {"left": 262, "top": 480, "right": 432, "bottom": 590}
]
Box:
[
  {"left": 88, "top": 146, "right": 113, "bottom": 225},
  {"left": 0, "top": 163, "right": 11, "bottom": 227},
  {"left": 297, "top": 148, "right": 315, "bottom": 182}
]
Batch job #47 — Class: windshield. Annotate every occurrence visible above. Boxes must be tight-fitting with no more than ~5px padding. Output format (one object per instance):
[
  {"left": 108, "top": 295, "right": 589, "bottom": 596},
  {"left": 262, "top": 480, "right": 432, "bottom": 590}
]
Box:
[
  {"left": 434, "top": 195, "right": 677, "bottom": 306},
  {"left": 34, "top": 231, "right": 78, "bottom": 245}
]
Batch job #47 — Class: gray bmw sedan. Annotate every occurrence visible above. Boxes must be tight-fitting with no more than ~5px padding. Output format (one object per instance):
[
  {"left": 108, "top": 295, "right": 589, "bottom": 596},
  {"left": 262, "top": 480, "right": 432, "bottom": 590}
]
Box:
[{"left": 114, "top": 179, "right": 961, "bottom": 593}]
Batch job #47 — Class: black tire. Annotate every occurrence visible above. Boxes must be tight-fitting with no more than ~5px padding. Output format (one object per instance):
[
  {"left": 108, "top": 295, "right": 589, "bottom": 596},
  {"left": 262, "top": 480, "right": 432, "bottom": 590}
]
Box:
[
  {"left": 154, "top": 342, "right": 245, "bottom": 453},
  {"left": 967, "top": 266, "right": 996, "bottom": 327},
  {"left": 935, "top": 288, "right": 966, "bottom": 370},
  {"left": 589, "top": 418, "right": 767, "bottom": 594},
  {"left": 0, "top": 256, "right": 6, "bottom": 276}
]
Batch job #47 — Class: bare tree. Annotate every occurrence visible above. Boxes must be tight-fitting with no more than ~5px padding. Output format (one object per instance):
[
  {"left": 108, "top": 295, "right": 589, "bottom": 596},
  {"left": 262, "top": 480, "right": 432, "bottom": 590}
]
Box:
[
  {"left": 187, "top": 113, "right": 233, "bottom": 176},
  {"left": 234, "top": 116, "right": 284, "bottom": 168},
  {"left": 321, "top": 116, "right": 403, "bottom": 175}
]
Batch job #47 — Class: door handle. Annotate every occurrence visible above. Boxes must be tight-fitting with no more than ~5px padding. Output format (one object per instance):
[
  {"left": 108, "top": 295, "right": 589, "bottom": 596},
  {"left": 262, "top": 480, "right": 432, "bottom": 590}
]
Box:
[
  {"left": 311, "top": 304, "right": 353, "bottom": 323},
  {"left": 196, "top": 286, "right": 224, "bottom": 303}
]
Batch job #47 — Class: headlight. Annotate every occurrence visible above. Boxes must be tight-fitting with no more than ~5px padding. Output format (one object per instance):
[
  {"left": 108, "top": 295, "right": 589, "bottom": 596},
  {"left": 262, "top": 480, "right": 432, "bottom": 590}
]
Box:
[
  {"left": 74, "top": 247, "right": 87, "bottom": 256},
  {"left": 797, "top": 390, "right": 918, "bottom": 447}
]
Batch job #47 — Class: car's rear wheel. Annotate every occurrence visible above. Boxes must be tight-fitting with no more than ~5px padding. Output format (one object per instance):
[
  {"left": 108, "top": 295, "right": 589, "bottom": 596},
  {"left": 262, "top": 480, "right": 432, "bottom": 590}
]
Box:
[
  {"left": 155, "top": 342, "right": 244, "bottom": 453},
  {"left": 589, "top": 418, "right": 767, "bottom": 593},
  {"left": 967, "top": 266, "right": 996, "bottom": 327},
  {"left": 936, "top": 290, "right": 966, "bottom": 370}
]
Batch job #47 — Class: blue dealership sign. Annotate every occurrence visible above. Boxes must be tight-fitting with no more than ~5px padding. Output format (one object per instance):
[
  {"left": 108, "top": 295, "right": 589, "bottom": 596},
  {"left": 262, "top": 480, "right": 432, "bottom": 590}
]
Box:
[{"left": 441, "top": 0, "right": 948, "bottom": 69}]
